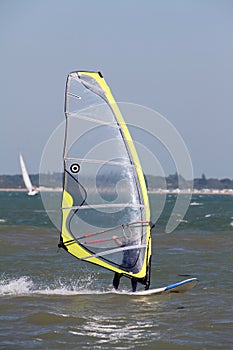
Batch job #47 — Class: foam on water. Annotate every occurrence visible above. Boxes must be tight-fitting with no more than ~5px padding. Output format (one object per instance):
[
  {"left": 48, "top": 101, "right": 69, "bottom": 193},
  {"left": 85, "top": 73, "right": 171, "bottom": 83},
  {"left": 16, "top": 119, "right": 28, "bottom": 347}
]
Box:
[
  {"left": 0, "top": 275, "right": 110, "bottom": 296},
  {"left": 0, "top": 276, "right": 33, "bottom": 295},
  {"left": 190, "top": 202, "right": 203, "bottom": 206},
  {"left": 0, "top": 275, "right": 151, "bottom": 297}
]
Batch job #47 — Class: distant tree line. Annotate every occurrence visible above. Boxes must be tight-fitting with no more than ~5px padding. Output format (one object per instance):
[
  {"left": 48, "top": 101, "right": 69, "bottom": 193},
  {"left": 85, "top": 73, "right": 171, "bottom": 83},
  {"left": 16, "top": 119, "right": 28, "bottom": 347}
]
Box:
[
  {"left": 0, "top": 172, "right": 232, "bottom": 190},
  {"left": 146, "top": 173, "right": 233, "bottom": 190},
  {"left": 0, "top": 173, "right": 62, "bottom": 189}
]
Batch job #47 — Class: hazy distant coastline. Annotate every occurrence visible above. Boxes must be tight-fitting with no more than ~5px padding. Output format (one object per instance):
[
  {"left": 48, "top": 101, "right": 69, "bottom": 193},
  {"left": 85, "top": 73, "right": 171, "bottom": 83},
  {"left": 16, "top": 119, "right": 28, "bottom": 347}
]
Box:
[
  {"left": 0, "top": 173, "right": 232, "bottom": 195},
  {"left": 0, "top": 187, "right": 232, "bottom": 195}
]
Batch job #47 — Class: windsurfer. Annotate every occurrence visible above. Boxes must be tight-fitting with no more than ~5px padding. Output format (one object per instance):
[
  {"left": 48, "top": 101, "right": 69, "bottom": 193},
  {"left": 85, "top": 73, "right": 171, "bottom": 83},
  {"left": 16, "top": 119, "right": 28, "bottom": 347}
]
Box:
[
  {"left": 112, "top": 221, "right": 154, "bottom": 292},
  {"left": 112, "top": 235, "right": 139, "bottom": 292}
]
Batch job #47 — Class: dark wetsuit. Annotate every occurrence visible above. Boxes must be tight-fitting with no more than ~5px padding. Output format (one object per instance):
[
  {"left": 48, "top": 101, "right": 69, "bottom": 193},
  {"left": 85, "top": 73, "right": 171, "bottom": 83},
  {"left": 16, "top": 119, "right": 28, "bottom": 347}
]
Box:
[
  {"left": 113, "top": 273, "right": 138, "bottom": 292},
  {"left": 113, "top": 242, "right": 151, "bottom": 292},
  {"left": 113, "top": 241, "right": 139, "bottom": 292}
]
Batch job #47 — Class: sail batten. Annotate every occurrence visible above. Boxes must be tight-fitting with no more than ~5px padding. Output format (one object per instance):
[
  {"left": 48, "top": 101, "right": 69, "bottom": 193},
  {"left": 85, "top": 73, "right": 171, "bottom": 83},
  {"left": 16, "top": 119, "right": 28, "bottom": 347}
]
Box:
[
  {"left": 81, "top": 244, "right": 147, "bottom": 261},
  {"left": 60, "top": 71, "right": 151, "bottom": 279},
  {"left": 66, "top": 112, "right": 120, "bottom": 128},
  {"left": 62, "top": 203, "right": 145, "bottom": 210},
  {"left": 64, "top": 157, "right": 133, "bottom": 166}
]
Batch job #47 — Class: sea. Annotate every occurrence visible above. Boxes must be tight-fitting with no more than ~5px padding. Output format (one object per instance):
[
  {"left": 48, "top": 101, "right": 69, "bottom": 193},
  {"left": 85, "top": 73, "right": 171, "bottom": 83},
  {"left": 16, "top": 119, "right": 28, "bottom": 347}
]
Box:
[{"left": 0, "top": 191, "right": 232, "bottom": 350}]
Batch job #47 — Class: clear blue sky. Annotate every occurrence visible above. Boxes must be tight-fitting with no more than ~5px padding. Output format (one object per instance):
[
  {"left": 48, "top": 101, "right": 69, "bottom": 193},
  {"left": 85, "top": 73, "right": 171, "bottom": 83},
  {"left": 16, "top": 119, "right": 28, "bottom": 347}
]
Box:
[{"left": 1, "top": 0, "right": 232, "bottom": 178}]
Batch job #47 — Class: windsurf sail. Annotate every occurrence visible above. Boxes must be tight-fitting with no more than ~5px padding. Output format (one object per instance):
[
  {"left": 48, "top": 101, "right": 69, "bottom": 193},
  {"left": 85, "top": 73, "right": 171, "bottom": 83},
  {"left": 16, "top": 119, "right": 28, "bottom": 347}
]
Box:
[
  {"left": 19, "top": 153, "right": 38, "bottom": 196},
  {"left": 59, "top": 71, "right": 151, "bottom": 283}
]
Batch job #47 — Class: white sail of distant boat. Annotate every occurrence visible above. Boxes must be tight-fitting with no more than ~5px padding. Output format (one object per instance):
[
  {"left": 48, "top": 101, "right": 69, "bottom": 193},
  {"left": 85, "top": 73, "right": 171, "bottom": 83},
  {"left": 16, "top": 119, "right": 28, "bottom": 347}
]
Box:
[{"left": 19, "top": 153, "right": 38, "bottom": 196}]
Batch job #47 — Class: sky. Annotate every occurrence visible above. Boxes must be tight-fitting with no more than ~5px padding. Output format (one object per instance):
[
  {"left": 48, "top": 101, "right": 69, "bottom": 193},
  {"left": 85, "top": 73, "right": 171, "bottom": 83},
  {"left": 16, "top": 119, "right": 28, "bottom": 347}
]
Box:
[{"left": 0, "top": 0, "right": 233, "bottom": 178}]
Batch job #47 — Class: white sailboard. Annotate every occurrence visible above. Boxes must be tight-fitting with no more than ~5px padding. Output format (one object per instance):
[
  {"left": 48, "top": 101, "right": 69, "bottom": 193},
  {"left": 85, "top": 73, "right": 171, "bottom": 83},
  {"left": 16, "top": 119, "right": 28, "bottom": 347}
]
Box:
[
  {"left": 19, "top": 153, "right": 38, "bottom": 196},
  {"left": 126, "top": 278, "right": 198, "bottom": 295}
]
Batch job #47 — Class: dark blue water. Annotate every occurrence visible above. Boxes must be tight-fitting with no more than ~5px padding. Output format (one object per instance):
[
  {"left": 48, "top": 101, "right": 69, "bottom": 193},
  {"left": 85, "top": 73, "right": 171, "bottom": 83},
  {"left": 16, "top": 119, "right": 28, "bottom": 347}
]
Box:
[{"left": 0, "top": 192, "right": 232, "bottom": 349}]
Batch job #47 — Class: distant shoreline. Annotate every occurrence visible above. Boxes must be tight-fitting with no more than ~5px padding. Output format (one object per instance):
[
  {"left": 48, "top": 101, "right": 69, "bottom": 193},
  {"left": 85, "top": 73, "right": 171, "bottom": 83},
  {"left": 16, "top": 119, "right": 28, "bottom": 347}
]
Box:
[
  {"left": 148, "top": 189, "right": 233, "bottom": 195},
  {"left": 0, "top": 188, "right": 62, "bottom": 193},
  {"left": 0, "top": 188, "right": 232, "bottom": 195}
]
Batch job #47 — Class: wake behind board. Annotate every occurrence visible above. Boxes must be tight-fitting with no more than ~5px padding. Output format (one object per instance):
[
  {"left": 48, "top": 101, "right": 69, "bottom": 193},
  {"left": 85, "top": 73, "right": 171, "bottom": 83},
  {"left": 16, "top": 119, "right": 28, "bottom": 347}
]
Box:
[{"left": 128, "top": 278, "right": 198, "bottom": 296}]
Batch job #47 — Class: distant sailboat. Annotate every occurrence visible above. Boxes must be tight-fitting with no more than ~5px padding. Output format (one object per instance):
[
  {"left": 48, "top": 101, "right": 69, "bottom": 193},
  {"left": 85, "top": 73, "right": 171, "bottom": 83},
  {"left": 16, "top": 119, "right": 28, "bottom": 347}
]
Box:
[{"left": 19, "top": 153, "right": 38, "bottom": 196}]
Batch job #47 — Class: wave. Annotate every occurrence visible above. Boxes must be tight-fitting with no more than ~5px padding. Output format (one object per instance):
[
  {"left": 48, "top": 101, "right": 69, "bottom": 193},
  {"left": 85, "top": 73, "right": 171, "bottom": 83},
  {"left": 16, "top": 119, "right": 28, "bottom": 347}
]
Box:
[
  {"left": 0, "top": 276, "right": 33, "bottom": 295},
  {"left": 0, "top": 275, "right": 126, "bottom": 297}
]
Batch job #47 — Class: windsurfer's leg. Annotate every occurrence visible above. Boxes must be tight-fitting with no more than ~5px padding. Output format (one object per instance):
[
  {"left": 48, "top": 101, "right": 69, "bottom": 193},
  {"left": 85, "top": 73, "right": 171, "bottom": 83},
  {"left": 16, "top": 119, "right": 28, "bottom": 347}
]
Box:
[
  {"left": 113, "top": 272, "right": 121, "bottom": 290},
  {"left": 131, "top": 277, "right": 137, "bottom": 292}
]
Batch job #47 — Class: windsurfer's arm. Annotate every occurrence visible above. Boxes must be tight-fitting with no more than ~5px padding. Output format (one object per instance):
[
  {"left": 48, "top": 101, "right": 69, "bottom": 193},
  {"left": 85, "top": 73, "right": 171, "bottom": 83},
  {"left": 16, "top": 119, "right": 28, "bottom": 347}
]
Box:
[{"left": 112, "top": 235, "right": 122, "bottom": 246}]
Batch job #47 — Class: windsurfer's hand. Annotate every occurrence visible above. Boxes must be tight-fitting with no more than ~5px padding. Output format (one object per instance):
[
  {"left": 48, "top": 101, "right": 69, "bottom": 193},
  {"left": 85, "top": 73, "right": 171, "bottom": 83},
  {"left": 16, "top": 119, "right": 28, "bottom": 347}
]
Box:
[{"left": 112, "top": 236, "right": 122, "bottom": 246}]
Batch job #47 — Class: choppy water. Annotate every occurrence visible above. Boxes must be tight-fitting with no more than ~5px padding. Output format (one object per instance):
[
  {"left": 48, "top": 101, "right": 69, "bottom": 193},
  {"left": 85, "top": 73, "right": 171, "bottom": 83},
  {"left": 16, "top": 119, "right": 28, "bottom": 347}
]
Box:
[{"left": 0, "top": 192, "right": 232, "bottom": 349}]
